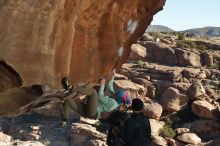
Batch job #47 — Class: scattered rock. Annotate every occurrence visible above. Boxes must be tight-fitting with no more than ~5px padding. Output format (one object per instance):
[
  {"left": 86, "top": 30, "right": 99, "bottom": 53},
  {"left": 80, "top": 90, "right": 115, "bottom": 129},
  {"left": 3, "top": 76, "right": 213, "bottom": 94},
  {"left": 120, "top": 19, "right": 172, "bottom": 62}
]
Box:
[
  {"left": 132, "top": 78, "right": 156, "bottom": 98},
  {"left": 71, "top": 123, "right": 107, "bottom": 146},
  {"left": 152, "top": 135, "right": 168, "bottom": 146},
  {"left": 192, "top": 100, "right": 216, "bottom": 119},
  {"left": 188, "top": 82, "right": 206, "bottom": 100},
  {"left": 176, "top": 48, "right": 201, "bottom": 67},
  {"left": 114, "top": 80, "right": 146, "bottom": 98},
  {"left": 150, "top": 119, "right": 165, "bottom": 136},
  {"left": 202, "top": 52, "right": 214, "bottom": 66},
  {"left": 167, "top": 138, "right": 186, "bottom": 146},
  {"left": 114, "top": 73, "right": 128, "bottom": 80},
  {"left": 177, "top": 133, "right": 201, "bottom": 144},
  {"left": 142, "top": 42, "right": 178, "bottom": 65},
  {"left": 0, "top": 132, "right": 12, "bottom": 143},
  {"left": 176, "top": 128, "right": 190, "bottom": 135},
  {"left": 159, "top": 87, "right": 189, "bottom": 112},
  {"left": 190, "top": 120, "right": 220, "bottom": 138},
  {"left": 129, "top": 44, "right": 147, "bottom": 60},
  {"left": 144, "top": 102, "right": 163, "bottom": 120}
]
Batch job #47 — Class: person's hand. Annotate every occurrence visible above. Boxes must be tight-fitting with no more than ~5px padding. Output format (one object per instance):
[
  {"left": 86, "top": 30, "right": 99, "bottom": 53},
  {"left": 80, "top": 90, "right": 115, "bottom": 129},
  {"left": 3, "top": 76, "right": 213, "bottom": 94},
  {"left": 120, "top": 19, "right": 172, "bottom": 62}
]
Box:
[
  {"left": 100, "top": 79, "right": 106, "bottom": 85},
  {"left": 119, "top": 103, "right": 126, "bottom": 112}
]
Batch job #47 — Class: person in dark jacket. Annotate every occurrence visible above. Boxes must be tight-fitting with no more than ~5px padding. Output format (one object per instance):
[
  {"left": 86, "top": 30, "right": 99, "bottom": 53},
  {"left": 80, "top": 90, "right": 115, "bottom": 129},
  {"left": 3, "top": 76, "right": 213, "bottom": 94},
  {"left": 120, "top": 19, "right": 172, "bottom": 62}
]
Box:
[
  {"left": 106, "top": 104, "right": 130, "bottom": 146},
  {"left": 122, "top": 98, "right": 151, "bottom": 146}
]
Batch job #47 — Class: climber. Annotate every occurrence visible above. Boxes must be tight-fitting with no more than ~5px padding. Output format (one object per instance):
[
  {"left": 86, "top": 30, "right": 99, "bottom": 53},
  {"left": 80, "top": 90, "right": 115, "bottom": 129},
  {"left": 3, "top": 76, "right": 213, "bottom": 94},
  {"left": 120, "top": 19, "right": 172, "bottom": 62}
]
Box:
[
  {"left": 61, "top": 77, "right": 98, "bottom": 127},
  {"left": 97, "top": 69, "right": 131, "bottom": 120},
  {"left": 97, "top": 77, "right": 118, "bottom": 119},
  {"left": 121, "top": 98, "right": 152, "bottom": 146}
]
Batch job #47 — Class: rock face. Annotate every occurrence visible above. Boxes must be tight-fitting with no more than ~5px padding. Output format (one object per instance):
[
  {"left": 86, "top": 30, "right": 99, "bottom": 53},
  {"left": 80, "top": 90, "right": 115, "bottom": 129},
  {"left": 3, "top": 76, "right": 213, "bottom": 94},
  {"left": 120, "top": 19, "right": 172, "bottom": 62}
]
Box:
[
  {"left": 176, "top": 48, "right": 201, "bottom": 67},
  {"left": 129, "top": 44, "right": 147, "bottom": 60},
  {"left": 143, "top": 42, "right": 177, "bottom": 65},
  {"left": 0, "top": 0, "right": 165, "bottom": 89},
  {"left": 144, "top": 102, "right": 162, "bottom": 120},
  {"left": 192, "top": 100, "right": 216, "bottom": 119},
  {"left": 177, "top": 133, "right": 201, "bottom": 145},
  {"left": 159, "top": 87, "right": 189, "bottom": 112}
]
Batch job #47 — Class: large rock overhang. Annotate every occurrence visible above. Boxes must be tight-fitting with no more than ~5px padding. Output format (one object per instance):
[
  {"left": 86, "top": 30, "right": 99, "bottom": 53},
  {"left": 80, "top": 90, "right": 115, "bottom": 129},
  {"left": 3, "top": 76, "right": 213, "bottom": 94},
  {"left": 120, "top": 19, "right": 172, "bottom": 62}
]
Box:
[{"left": 0, "top": 0, "right": 166, "bottom": 89}]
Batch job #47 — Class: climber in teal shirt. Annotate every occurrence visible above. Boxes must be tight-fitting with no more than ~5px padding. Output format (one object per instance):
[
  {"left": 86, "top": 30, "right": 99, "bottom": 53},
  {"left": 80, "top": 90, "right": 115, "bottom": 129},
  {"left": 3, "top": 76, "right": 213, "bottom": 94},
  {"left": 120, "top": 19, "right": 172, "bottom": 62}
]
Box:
[{"left": 97, "top": 75, "right": 118, "bottom": 119}]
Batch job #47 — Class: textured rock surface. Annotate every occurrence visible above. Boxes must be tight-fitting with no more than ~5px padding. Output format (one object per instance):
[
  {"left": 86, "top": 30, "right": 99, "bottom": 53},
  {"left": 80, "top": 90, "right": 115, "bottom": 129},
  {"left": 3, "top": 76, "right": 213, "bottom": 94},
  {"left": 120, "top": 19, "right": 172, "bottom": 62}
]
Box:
[
  {"left": 192, "top": 100, "right": 216, "bottom": 119},
  {"left": 0, "top": 0, "right": 165, "bottom": 89},
  {"left": 177, "top": 133, "right": 201, "bottom": 145},
  {"left": 144, "top": 102, "right": 162, "bottom": 120},
  {"left": 129, "top": 44, "right": 147, "bottom": 60},
  {"left": 159, "top": 87, "right": 189, "bottom": 112}
]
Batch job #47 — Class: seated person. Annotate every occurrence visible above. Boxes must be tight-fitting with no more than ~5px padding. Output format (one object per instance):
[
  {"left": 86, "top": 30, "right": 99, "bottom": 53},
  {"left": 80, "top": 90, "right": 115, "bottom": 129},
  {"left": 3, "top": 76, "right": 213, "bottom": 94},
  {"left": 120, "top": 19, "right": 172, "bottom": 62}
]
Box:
[{"left": 61, "top": 77, "right": 98, "bottom": 126}]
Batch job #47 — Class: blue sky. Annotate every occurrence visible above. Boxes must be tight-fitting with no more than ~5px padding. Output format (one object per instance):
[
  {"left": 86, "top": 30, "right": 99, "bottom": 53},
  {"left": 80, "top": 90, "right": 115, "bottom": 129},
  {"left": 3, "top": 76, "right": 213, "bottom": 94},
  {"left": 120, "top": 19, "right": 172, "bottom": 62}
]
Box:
[{"left": 151, "top": 0, "right": 220, "bottom": 31}]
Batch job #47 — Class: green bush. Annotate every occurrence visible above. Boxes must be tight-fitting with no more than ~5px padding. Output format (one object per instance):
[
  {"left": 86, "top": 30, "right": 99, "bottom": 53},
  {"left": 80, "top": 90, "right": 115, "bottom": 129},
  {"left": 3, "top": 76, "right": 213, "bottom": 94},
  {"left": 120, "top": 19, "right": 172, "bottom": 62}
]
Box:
[
  {"left": 185, "top": 40, "right": 197, "bottom": 48},
  {"left": 198, "top": 44, "right": 207, "bottom": 51},
  {"left": 178, "top": 33, "right": 185, "bottom": 40},
  {"left": 159, "top": 119, "right": 176, "bottom": 138},
  {"left": 136, "top": 60, "right": 145, "bottom": 68},
  {"left": 176, "top": 41, "right": 190, "bottom": 48},
  {"left": 148, "top": 32, "right": 160, "bottom": 41},
  {"left": 176, "top": 40, "right": 197, "bottom": 49}
]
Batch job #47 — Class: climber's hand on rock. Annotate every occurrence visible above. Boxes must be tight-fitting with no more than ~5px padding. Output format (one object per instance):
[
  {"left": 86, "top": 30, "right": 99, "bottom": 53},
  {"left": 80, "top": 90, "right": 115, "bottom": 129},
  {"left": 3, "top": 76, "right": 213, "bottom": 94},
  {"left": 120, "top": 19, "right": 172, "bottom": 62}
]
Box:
[{"left": 100, "top": 79, "right": 106, "bottom": 85}]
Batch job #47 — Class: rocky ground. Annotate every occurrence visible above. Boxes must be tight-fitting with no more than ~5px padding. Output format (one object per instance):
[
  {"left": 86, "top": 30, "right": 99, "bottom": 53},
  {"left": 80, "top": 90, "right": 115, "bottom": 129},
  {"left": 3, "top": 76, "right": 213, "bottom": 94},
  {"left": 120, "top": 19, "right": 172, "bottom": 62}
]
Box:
[{"left": 0, "top": 32, "right": 220, "bottom": 146}]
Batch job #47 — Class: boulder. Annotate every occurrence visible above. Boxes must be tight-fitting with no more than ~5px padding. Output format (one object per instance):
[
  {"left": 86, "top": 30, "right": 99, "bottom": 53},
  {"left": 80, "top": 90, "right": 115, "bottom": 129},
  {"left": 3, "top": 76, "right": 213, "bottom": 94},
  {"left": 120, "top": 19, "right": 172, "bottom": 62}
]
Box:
[
  {"left": 129, "top": 44, "right": 147, "bottom": 60},
  {"left": 132, "top": 78, "right": 156, "bottom": 98},
  {"left": 114, "top": 73, "right": 128, "bottom": 80},
  {"left": 175, "top": 128, "right": 190, "bottom": 135},
  {"left": 150, "top": 119, "right": 165, "bottom": 136},
  {"left": 176, "top": 48, "right": 201, "bottom": 67},
  {"left": 192, "top": 100, "right": 216, "bottom": 119},
  {"left": 71, "top": 123, "right": 107, "bottom": 146},
  {"left": 188, "top": 82, "right": 206, "bottom": 100},
  {"left": 142, "top": 42, "right": 178, "bottom": 65},
  {"left": 114, "top": 80, "right": 146, "bottom": 99},
  {"left": 0, "top": 132, "right": 12, "bottom": 143},
  {"left": 181, "top": 68, "right": 206, "bottom": 80},
  {"left": 177, "top": 133, "right": 201, "bottom": 145},
  {"left": 202, "top": 52, "right": 214, "bottom": 66},
  {"left": 190, "top": 120, "right": 220, "bottom": 136},
  {"left": 145, "top": 64, "right": 182, "bottom": 82},
  {"left": 167, "top": 138, "right": 185, "bottom": 146},
  {"left": 144, "top": 102, "right": 163, "bottom": 120},
  {"left": 139, "top": 33, "right": 154, "bottom": 42},
  {"left": 152, "top": 135, "right": 168, "bottom": 146},
  {"left": 159, "top": 87, "right": 189, "bottom": 112},
  {"left": 153, "top": 80, "right": 173, "bottom": 98}
]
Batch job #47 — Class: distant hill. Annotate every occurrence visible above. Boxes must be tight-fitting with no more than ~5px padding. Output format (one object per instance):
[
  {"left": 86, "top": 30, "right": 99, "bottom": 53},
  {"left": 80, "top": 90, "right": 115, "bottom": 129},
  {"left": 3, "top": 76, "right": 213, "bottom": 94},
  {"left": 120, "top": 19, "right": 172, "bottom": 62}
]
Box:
[
  {"left": 184, "top": 26, "right": 220, "bottom": 36},
  {"left": 146, "top": 25, "right": 175, "bottom": 32}
]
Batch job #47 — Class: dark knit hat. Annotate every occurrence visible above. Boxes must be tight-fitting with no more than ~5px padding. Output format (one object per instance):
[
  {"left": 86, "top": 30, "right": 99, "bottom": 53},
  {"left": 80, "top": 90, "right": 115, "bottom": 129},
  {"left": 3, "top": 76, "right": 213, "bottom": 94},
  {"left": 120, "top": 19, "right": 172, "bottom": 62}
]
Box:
[{"left": 131, "top": 98, "right": 144, "bottom": 111}]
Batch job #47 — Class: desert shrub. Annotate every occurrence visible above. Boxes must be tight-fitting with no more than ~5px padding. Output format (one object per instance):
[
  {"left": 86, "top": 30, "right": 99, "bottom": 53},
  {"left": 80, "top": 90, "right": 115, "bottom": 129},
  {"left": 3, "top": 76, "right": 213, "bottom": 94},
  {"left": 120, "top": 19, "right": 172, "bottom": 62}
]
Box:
[
  {"left": 198, "top": 44, "right": 207, "bottom": 51},
  {"left": 185, "top": 40, "right": 197, "bottom": 48},
  {"left": 176, "top": 40, "right": 197, "bottom": 49},
  {"left": 159, "top": 119, "right": 176, "bottom": 138},
  {"left": 176, "top": 41, "right": 189, "bottom": 48},
  {"left": 178, "top": 33, "right": 185, "bottom": 40},
  {"left": 148, "top": 32, "right": 160, "bottom": 41},
  {"left": 136, "top": 60, "right": 145, "bottom": 68}
]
